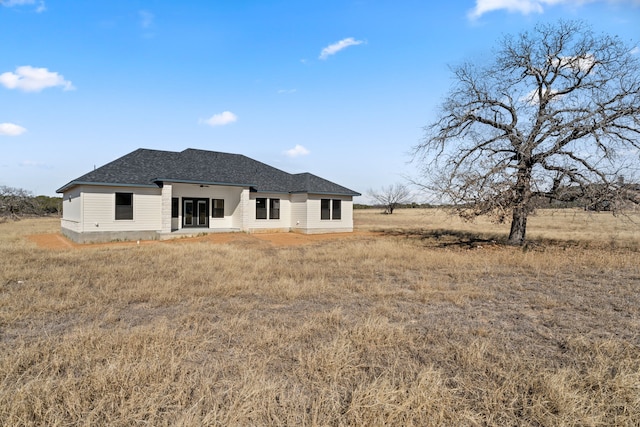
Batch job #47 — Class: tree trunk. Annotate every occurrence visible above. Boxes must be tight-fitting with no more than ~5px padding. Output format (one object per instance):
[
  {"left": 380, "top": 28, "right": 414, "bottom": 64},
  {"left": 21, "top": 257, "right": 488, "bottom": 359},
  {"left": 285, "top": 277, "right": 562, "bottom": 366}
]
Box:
[
  {"left": 507, "top": 165, "right": 532, "bottom": 245},
  {"left": 508, "top": 207, "right": 527, "bottom": 245}
]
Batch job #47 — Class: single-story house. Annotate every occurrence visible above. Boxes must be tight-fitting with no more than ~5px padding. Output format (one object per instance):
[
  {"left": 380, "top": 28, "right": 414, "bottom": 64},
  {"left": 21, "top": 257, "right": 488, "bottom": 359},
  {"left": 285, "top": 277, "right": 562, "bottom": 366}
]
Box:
[{"left": 56, "top": 148, "right": 361, "bottom": 243}]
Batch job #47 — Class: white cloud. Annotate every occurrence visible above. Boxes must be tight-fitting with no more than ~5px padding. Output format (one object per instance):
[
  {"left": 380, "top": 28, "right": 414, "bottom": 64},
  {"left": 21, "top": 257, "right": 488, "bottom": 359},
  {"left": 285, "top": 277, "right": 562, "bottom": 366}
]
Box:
[
  {"left": 1, "top": 0, "right": 33, "bottom": 6},
  {"left": 319, "top": 37, "right": 364, "bottom": 60},
  {"left": 0, "top": 66, "right": 74, "bottom": 92},
  {"left": 139, "top": 10, "right": 156, "bottom": 38},
  {"left": 201, "top": 111, "right": 238, "bottom": 127},
  {"left": 277, "top": 88, "right": 297, "bottom": 94},
  {"left": 0, "top": 123, "right": 27, "bottom": 136},
  {"left": 139, "top": 10, "right": 154, "bottom": 28},
  {"left": 1, "top": 0, "right": 46, "bottom": 12},
  {"left": 284, "top": 144, "right": 310, "bottom": 158},
  {"left": 467, "top": 0, "right": 640, "bottom": 19},
  {"left": 551, "top": 54, "right": 596, "bottom": 72},
  {"left": 521, "top": 87, "right": 560, "bottom": 105},
  {"left": 19, "top": 160, "right": 51, "bottom": 169},
  {"left": 631, "top": 46, "right": 640, "bottom": 55},
  {"left": 1, "top": 0, "right": 32, "bottom": 4}
]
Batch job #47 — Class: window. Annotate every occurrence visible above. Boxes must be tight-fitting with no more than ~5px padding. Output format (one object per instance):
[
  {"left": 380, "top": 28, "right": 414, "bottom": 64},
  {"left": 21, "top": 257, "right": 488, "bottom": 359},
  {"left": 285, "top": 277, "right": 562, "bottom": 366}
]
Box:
[
  {"left": 269, "top": 198, "right": 280, "bottom": 219},
  {"left": 171, "top": 198, "right": 179, "bottom": 218},
  {"left": 321, "top": 198, "right": 342, "bottom": 220},
  {"left": 256, "top": 197, "right": 280, "bottom": 220},
  {"left": 256, "top": 198, "right": 267, "bottom": 219},
  {"left": 115, "top": 192, "right": 133, "bottom": 220},
  {"left": 321, "top": 199, "right": 331, "bottom": 220},
  {"left": 332, "top": 199, "right": 341, "bottom": 220},
  {"left": 212, "top": 199, "right": 224, "bottom": 218}
]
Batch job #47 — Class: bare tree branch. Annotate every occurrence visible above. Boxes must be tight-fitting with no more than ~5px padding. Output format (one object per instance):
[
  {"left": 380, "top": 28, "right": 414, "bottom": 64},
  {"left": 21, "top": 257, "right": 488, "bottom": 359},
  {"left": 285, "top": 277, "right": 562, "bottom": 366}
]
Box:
[
  {"left": 367, "top": 184, "right": 412, "bottom": 214},
  {"left": 413, "top": 20, "right": 640, "bottom": 245}
]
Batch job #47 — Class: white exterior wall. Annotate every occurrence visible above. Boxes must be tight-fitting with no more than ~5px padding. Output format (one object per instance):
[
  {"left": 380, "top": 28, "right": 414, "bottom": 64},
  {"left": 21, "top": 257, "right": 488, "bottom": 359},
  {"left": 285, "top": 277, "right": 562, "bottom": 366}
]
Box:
[
  {"left": 81, "top": 186, "right": 162, "bottom": 232},
  {"left": 246, "top": 192, "right": 291, "bottom": 232},
  {"left": 304, "top": 194, "right": 354, "bottom": 233},
  {"left": 60, "top": 183, "right": 355, "bottom": 241},
  {"left": 290, "top": 193, "right": 308, "bottom": 232},
  {"left": 61, "top": 187, "right": 82, "bottom": 233}
]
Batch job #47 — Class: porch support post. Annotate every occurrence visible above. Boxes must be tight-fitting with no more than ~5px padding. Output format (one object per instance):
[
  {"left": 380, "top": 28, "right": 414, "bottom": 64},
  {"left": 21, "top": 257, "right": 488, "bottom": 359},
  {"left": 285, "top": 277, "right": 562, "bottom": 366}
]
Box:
[
  {"left": 240, "top": 188, "right": 250, "bottom": 232},
  {"left": 161, "top": 183, "right": 172, "bottom": 233}
]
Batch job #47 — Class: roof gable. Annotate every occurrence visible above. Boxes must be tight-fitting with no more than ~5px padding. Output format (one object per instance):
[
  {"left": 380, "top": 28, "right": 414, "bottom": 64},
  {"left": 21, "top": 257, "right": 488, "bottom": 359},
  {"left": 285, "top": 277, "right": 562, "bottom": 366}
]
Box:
[{"left": 57, "top": 148, "right": 360, "bottom": 196}]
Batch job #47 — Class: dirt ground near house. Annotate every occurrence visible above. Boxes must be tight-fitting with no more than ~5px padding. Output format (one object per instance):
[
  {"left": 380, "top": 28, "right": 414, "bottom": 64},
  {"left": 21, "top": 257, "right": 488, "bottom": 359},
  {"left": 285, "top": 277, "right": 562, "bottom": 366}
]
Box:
[{"left": 26, "top": 230, "right": 378, "bottom": 250}]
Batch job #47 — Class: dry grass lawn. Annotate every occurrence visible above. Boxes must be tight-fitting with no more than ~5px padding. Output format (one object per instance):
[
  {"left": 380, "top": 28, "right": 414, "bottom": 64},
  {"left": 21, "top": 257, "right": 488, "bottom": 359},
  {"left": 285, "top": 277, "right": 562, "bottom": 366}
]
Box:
[{"left": 1, "top": 209, "right": 639, "bottom": 426}]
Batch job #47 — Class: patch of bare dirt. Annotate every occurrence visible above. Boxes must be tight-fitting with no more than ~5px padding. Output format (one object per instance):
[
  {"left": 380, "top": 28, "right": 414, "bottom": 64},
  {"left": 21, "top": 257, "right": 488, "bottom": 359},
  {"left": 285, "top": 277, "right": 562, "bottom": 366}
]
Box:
[{"left": 27, "top": 233, "right": 78, "bottom": 249}]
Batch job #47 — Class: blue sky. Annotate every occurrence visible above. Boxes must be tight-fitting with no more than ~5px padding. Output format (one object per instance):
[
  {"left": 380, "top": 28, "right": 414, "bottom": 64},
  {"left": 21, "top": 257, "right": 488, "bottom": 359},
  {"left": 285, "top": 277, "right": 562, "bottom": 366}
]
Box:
[{"left": 1, "top": 0, "right": 639, "bottom": 201}]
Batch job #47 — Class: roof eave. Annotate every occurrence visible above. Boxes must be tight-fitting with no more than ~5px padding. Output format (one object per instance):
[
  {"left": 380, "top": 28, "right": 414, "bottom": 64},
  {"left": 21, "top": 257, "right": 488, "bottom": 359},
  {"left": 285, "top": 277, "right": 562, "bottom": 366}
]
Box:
[
  {"left": 56, "top": 181, "right": 158, "bottom": 193},
  {"left": 153, "top": 178, "right": 254, "bottom": 188},
  {"left": 304, "top": 191, "right": 361, "bottom": 197}
]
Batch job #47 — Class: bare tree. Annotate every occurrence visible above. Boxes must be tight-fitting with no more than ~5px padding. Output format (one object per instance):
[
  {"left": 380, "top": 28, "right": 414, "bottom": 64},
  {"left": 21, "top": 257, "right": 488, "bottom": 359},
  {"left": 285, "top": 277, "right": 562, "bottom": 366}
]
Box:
[
  {"left": 368, "top": 183, "right": 411, "bottom": 214},
  {"left": 413, "top": 20, "right": 640, "bottom": 245}
]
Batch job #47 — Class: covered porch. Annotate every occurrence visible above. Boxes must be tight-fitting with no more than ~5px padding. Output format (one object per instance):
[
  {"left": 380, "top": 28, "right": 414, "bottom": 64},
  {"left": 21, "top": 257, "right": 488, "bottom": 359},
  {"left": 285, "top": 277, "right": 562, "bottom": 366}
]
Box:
[{"left": 160, "top": 182, "right": 247, "bottom": 234}]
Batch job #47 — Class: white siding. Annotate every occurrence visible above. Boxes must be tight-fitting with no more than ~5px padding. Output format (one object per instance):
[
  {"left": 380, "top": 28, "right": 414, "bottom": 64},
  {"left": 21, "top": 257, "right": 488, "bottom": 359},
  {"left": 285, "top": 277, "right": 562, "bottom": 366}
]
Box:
[
  {"left": 304, "top": 195, "right": 354, "bottom": 233},
  {"left": 82, "top": 186, "right": 162, "bottom": 232},
  {"left": 290, "top": 193, "right": 308, "bottom": 231},
  {"left": 61, "top": 187, "right": 82, "bottom": 230}
]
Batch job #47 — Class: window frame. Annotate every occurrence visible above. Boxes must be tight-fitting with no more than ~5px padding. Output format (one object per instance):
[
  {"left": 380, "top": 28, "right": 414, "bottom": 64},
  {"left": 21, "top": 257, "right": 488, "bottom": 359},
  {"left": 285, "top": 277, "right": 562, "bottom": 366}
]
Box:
[
  {"left": 212, "top": 198, "right": 225, "bottom": 218},
  {"left": 269, "top": 198, "right": 280, "bottom": 220},
  {"left": 256, "top": 197, "right": 267, "bottom": 219},
  {"left": 115, "top": 192, "right": 133, "bottom": 220},
  {"left": 321, "top": 198, "right": 343, "bottom": 220},
  {"left": 321, "top": 198, "right": 331, "bottom": 220},
  {"left": 171, "top": 197, "right": 179, "bottom": 218},
  {"left": 332, "top": 199, "right": 342, "bottom": 220}
]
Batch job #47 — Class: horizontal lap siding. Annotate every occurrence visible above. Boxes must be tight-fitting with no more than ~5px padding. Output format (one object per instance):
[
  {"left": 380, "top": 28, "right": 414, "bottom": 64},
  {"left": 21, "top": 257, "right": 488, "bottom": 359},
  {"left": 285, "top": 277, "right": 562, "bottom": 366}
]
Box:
[
  {"left": 291, "top": 194, "right": 308, "bottom": 230},
  {"left": 61, "top": 219, "right": 81, "bottom": 233},
  {"left": 82, "top": 187, "right": 162, "bottom": 232},
  {"left": 61, "top": 187, "right": 82, "bottom": 227}
]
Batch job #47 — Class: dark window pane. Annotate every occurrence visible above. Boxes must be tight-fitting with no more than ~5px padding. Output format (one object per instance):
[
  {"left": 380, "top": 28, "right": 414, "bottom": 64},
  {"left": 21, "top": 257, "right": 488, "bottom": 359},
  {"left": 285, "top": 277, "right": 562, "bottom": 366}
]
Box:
[
  {"left": 269, "top": 198, "right": 280, "bottom": 219},
  {"left": 171, "top": 198, "right": 179, "bottom": 218},
  {"left": 197, "top": 200, "right": 208, "bottom": 226},
  {"left": 256, "top": 198, "right": 267, "bottom": 219},
  {"left": 332, "top": 199, "right": 341, "bottom": 220},
  {"left": 212, "top": 199, "right": 224, "bottom": 218},
  {"left": 321, "top": 199, "right": 330, "bottom": 220},
  {"left": 115, "top": 193, "right": 133, "bottom": 220},
  {"left": 184, "top": 200, "right": 193, "bottom": 226}
]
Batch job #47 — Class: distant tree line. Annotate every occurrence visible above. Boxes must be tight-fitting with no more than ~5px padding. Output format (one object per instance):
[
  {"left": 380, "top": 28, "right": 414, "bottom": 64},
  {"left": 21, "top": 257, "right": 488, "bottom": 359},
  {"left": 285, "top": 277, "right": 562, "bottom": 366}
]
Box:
[
  {"left": 354, "top": 202, "right": 434, "bottom": 210},
  {"left": 530, "top": 183, "right": 640, "bottom": 212},
  {"left": 356, "top": 181, "right": 639, "bottom": 212},
  {"left": 0, "top": 186, "right": 62, "bottom": 219}
]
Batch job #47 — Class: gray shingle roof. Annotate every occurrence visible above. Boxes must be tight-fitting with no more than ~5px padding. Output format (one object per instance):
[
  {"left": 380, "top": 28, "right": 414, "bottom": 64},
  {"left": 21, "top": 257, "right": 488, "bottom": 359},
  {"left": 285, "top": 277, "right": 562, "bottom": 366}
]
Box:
[{"left": 57, "top": 148, "right": 360, "bottom": 196}]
